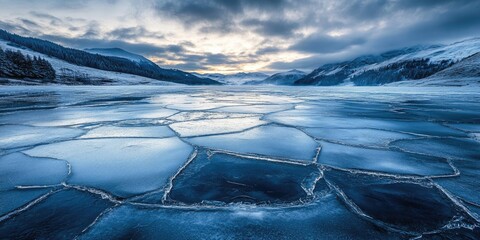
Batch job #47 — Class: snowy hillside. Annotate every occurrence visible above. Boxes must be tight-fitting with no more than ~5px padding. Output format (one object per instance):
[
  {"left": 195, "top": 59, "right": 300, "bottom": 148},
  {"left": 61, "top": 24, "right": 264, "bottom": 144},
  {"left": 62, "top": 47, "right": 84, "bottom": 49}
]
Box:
[
  {"left": 0, "top": 40, "right": 179, "bottom": 85},
  {"left": 246, "top": 70, "right": 306, "bottom": 85},
  {"left": 85, "top": 48, "right": 158, "bottom": 67},
  {"left": 195, "top": 72, "right": 269, "bottom": 85},
  {"left": 387, "top": 52, "right": 480, "bottom": 87},
  {"left": 296, "top": 38, "right": 480, "bottom": 86}
]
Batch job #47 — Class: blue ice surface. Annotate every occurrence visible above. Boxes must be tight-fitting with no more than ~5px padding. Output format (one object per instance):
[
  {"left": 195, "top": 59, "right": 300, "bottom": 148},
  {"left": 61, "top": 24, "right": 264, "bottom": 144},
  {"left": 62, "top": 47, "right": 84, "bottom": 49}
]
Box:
[
  {"left": 166, "top": 150, "right": 322, "bottom": 205},
  {"left": 304, "top": 128, "right": 415, "bottom": 148},
  {"left": 0, "top": 153, "right": 68, "bottom": 189},
  {"left": 324, "top": 169, "right": 476, "bottom": 234},
  {"left": 317, "top": 141, "right": 455, "bottom": 176},
  {"left": 77, "top": 194, "right": 405, "bottom": 240},
  {"left": 0, "top": 188, "right": 51, "bottom": 216},
  {"left": 186, "top": 125, "right": 319, "bottom": 162},
  {"left": 0, "top": 85, "right": 479, "bottom": 239},
  {"left": 0, "top": 189, "right": 113, "bottom": 239},
  {"left": 23, "top": 137, "right": 194, "bottom": 198},
  {"left": 391, "top": 137, "right": 480, "bottom": 161},
  {"left": 0, "top": 125, "right": 84, "bottom": 150}
]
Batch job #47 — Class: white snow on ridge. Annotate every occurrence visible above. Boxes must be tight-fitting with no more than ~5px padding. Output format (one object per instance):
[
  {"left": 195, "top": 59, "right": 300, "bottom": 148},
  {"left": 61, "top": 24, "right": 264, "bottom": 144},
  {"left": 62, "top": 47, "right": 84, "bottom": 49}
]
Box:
[
  {"left": 353, "top": 38, "right": 480, "bottom": 77},
  {"left": 325, "top": 67, "right": 344, "bottom": 76},
  {"left": 0, "top": 40, "right": 179, "bottom": 85}
]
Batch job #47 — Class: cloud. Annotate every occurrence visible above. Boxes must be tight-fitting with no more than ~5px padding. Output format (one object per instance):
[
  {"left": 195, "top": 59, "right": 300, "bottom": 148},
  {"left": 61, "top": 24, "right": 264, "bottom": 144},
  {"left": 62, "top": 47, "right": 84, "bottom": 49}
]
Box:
[
  {"left": 290, "top": 34, "right": 366, "bottom": 54},
  {"left": 1, "top": 0, "right": 480, "bottom": 73},
  {"left": 241, "top": 18, "right": 299, "bottom": 38},
  {"left": 255, "top": 46, "right": 282, "bottom": 55},
  {"left": 152, "top": 0, "right": 293, "bottom": 34},
  {"left": 107, "top": 26, "right": 164, "bottom": 40}
]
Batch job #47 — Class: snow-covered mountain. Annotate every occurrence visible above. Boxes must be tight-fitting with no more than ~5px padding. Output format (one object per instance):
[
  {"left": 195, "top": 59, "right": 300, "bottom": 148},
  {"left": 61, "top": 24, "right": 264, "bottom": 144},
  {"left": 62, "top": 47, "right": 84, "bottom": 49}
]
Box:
[
  {"left": 85, "top": 48, "right": 158, "bottom": 68},
  {"left": 387, "top": 52, "right": 480, "bottom": 87},
  {"left": 296, "top": 38, "right": 480, "bottom": 86},
  {"left": 195, "top": 72, "right": 269, "bottom": 85},
  {"left": 0, "top": 29, "right": 220, "bottom": 85},
  {"left": 246, "top": 70, "right": 306, "bottom": 85},
  {"left": 0, "top": 40, "right": 179, "bottom": 85}
]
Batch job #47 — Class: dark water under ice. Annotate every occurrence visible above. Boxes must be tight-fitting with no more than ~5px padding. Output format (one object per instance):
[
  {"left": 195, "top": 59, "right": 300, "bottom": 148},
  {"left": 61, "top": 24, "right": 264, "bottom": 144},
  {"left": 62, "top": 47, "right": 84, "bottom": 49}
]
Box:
[{"left": 0, "top": 86, "right": 479, "bottom": 239}]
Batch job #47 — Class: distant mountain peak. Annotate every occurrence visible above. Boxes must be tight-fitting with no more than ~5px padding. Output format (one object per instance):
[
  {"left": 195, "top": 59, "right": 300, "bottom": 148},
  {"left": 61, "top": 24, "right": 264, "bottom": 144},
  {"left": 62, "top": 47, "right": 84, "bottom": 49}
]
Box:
[
  {"left": 245, "top": 69, "right": 306, "bottom": 85},
  {"left": 194, "top": 71, "right": 269, "bottom": 85},
  {"left": 286, "top": 69, "right": 305, "bottom": 74}
]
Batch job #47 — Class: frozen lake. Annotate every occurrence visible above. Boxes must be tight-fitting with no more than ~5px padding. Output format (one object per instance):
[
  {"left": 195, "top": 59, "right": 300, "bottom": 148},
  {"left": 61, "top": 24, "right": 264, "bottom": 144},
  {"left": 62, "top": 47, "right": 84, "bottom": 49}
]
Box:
[{"left": 0, "top": 86, "right": 479, "bottom": 239}]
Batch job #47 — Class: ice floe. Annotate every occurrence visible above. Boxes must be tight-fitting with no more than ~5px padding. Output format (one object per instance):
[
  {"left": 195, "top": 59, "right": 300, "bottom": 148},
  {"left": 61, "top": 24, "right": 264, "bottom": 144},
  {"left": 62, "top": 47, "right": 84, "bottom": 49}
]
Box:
[
  {"left": 317, "top": 141, "right": 454, "bottom": 176},
  {"left": 24, "top": 137, "right": 193, "bottom": 197},
  {"left": 186, "top": 125, "right": 319, "bottom": 162}
]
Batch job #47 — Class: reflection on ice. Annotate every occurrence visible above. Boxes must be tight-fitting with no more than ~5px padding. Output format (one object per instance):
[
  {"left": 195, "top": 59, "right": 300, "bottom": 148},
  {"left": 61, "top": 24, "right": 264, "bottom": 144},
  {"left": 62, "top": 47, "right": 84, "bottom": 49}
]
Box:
[
  {"left": 324, "top": 169, "right": 474, "bottom": 234},
  {"left": 391, "top": 137, "right": 480, "bottom": 161},
  {"left": 0, "top": 86, "right": 479, "bottom": 239},
  {"left": 0, "top": 153, "right": 68, "bottom": 189},
  {"left": 170, "top": 117, "right": 267, "bottom": 137},
  {"left": 0, "top": 189, "right": 50, "bottom": 217},
  {"left": 187, "top": 125, "right": 319, "bottom": 162},
  {"left": 0, "top": 125, "right": 84, "bottom": 149},
  {"left": 435, "top": 159, "right": 480, "bottom": 205},
  {"left": 78, "top": 194, "right": 403, "bottom": 240},
  {"left": 0, "top": 189, "right": 113, "bottom": 239},
  {"left": 0, "top": 105, "right": 177, "bottom": 127},
  {"left": 212, "top": 104, "right": 293, "bottom": 114},
  {"left": 267, "top": 113, "right": 466, "bottom": 137},
  {"left": 304, "top": 128, "right": 414, "bottom": 148},
  {"left": 80, "top": 125, "right": 175, "bottom": 138},
  {"left": 24, "top": 137, "right": 193, "bottom": 197},
  {"left": 167, "top": 150, "right": 322, "bottom": 205},
  {"left": 317, "top": 141, "right": 454, "bottom": 176}
]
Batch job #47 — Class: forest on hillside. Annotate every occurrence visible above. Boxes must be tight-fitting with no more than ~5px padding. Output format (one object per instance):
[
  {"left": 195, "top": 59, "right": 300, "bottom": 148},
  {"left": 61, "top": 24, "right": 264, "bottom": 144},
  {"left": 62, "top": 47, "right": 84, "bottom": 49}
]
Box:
[{"left": 0, "top": 47, "right": 55, "bottom": 80}]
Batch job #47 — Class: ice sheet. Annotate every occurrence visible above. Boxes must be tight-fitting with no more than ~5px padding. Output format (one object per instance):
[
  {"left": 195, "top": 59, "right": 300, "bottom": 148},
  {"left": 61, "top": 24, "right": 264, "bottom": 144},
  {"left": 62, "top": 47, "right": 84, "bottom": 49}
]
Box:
[
  {"left": 266, "top": 113, "right": 467, "bottom": 137},
  {"left": 24, "top": 137, "right": 193, "bottom": 197},
  {"left": 0, "top": 153, "right": 68, "bottom": 190},
  {"left": 435, "top": 159, "right": 480, "bottom": 205},
  {"left": 1, "top": 86, "right": 479, "bottom": 238},
  {"left": 391, "top": 137, "right": 480, "bottom": 161},
  {"left": 78, "top": 194, "right": 404, "bottom": 240},
  {"left": 317, "top": 141, "right": 454, "bottom": 176},
  {"left": 304, "top": 128, "right": 415, "bottom": 147},
  {"left": 186, "top": 125, "right": 319, "bottom": 162},
  {"left": 80, "top": 125, "right": 175, "bottom": 138},
  {"left": 167, "top": 150, "right": 322, "bottom": 204},
  {"left": 0, "top": 125, "right": 84, "bottom": 149},
  {"left": 0, "top": 189, "right": 113, "bottom": 239},
  {"left": 212, "top": 104, "right": 293, "bottom": 114},
  {"left": 0, "top": 105, "right": 177, "bottom": 127},
  {"left": 170, "top": 117, "right": 268, "bottom": 137},
  {"left": 0, "top": 189, "right": 51, "bottom": 216},
  {"left": 324, "top": 169, "right": 472, "bottom": 233}
]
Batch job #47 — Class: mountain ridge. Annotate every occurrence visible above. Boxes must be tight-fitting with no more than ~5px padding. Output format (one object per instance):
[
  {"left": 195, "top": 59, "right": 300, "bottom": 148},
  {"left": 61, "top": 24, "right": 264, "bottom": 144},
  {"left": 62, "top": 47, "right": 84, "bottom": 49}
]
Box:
[
  {"left": 0, "top": 29, "right": 220, "bottom": 85},
  {"left": 245, "top": 70, "right": 306, "bottom": 85},
  {"left": 295, "top": 38, "right": 480, "bottom": 86}
]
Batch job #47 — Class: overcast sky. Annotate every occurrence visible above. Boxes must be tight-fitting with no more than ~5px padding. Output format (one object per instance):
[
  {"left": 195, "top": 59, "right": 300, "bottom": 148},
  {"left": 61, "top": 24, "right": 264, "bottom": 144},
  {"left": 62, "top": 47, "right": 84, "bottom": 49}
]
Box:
[{"left": 0, "top": 0, "right": 479, "bottom": 74}]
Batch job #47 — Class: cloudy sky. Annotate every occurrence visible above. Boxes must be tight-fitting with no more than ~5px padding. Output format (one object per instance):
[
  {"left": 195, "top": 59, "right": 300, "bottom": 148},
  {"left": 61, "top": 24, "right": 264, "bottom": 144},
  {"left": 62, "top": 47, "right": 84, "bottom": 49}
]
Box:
[{"left": 0, "top": 0, "right": 479, "bottom": 74}]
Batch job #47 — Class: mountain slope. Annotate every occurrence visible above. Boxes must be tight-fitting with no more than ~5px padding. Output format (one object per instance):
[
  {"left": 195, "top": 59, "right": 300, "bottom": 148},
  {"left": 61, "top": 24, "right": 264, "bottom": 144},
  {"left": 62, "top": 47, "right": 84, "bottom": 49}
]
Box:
[
  {"left": 84, "top": 48, "right": 157, "bottom": 67},
  {"left": 0, "top": 40, "right": 179, "bottom": 85},
  {"left": 246, "top": 70, "right": 306, "bottom": 85},
  {"left": 195, "top": 72, "right": 269, "bottom": 85},
  {"left": 387, "top": 52, "right": 480, "bottom": 87},
  {"left": 295, "top": 38, "right": 480, "bottom": 86},
  {"left": 0, "top": 30, "right": 220, "bottom": 85}
]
